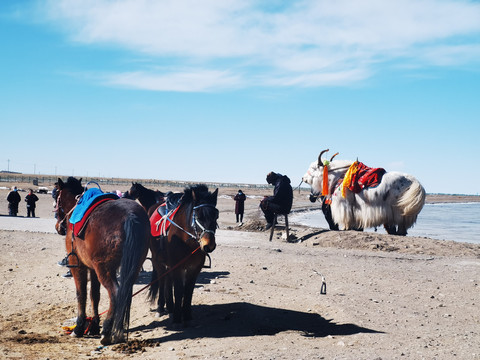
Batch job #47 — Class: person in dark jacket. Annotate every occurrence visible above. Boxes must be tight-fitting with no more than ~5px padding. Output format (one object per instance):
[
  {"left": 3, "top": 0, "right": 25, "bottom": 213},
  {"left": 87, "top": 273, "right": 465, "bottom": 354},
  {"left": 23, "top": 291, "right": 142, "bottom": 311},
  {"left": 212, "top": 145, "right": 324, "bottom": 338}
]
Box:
[
  {"left": 25, "top": 189, "right": 39, "bottom": 217},
  {"left": 260, "top": 172, "right": 293, "bottom": 230},
  {"left": 234, "top": 189, "right": 246, "bottom": 225},
  {"left": 7, "top": 186, "right": 21, "bottom": 216}
]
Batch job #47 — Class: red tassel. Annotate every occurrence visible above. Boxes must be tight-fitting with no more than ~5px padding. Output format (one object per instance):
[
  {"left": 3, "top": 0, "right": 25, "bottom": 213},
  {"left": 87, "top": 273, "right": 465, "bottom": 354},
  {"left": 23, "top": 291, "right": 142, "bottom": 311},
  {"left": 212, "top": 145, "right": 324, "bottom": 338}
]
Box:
[{"left": 322, "top": 166, "right": 329, "bottom": 196}]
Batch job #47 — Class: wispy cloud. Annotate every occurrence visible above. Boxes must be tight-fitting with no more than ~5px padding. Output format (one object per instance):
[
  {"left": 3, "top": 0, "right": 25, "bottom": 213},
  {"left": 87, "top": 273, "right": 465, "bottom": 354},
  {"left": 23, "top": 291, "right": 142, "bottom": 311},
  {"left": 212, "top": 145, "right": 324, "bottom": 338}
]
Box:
[
  {"left": 40, "top": 0, "right": 480, "bottom": 91},
  {"left": 103, "top": 68, "right": 243, "bottom": 92}
]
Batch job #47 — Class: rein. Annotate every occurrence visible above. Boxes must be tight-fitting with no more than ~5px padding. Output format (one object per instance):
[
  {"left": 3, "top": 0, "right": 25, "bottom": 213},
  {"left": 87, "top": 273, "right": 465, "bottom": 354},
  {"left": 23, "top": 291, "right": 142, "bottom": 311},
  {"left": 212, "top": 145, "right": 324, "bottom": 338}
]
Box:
[{"left": 292, "top": 180, "right": 304, "bottom": 193}]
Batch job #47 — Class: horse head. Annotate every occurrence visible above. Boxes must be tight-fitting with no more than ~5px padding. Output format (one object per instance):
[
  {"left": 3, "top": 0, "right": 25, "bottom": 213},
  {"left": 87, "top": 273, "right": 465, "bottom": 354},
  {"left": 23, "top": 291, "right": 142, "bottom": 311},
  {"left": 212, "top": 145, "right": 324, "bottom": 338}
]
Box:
[
  {"left": 55, "top": 177, "right": 83, "bottom": 235},
  {"left": 187, "top": 185, "right": 219, "bottom": 254},
  {"left": 128, "top": 182, "right": 143, "bottom": 200}
]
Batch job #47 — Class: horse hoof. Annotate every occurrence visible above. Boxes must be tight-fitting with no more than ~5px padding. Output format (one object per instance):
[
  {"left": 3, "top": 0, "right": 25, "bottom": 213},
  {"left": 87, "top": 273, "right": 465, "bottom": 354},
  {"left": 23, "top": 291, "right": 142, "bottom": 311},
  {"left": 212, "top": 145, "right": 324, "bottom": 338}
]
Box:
[{"left": 100, "top": 335, "right": 112, "bottom": 345}]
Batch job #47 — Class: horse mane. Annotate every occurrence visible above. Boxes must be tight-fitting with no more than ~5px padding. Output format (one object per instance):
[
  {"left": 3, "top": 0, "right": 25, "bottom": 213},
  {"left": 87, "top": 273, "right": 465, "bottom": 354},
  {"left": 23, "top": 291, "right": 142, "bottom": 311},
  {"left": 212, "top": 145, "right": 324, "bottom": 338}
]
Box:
[{"left": 181, "top": 184, "right": 212, "bottom": 205}]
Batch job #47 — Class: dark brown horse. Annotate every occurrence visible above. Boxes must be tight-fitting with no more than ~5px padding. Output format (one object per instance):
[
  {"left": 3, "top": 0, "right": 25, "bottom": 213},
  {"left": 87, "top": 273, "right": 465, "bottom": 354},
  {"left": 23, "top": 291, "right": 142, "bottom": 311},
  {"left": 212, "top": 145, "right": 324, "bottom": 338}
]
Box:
[
  {"left": 128, "top": 182, "right": 165, "bottom": 215},
  {"left": 149, "top": 184, "right": 218, "bottom": 325},
  {"left": 55, "top": 177, "right": 150, "bottom": 345}
]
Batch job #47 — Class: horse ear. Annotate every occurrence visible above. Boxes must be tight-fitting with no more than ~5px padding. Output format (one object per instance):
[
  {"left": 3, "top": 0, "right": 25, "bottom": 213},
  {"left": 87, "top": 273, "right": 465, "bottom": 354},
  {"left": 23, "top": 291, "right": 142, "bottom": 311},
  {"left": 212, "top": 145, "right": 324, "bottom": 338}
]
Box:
[
  {"left": 212, "top": 188, "right": 219, "bottom": 205},
  {"left": 58, "top": 178, "right": 64, "bottom": 189},
  {"left": 79, "top": 178, "right": 82, "bottom": 183}
]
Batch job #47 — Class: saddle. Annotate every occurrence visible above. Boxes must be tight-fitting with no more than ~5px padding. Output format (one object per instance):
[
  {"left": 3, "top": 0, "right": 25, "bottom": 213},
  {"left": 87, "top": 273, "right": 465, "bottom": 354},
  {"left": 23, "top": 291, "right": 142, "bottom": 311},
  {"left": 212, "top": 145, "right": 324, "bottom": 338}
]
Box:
[
  {"left": 150, "top": 192, "right": 183, "bottom": 237},
  {"left": 342, "top": 161, "right": 386, "bottom": 196},
  {"left": 70, "top": 188, "right": 119, "bottom": 238}
]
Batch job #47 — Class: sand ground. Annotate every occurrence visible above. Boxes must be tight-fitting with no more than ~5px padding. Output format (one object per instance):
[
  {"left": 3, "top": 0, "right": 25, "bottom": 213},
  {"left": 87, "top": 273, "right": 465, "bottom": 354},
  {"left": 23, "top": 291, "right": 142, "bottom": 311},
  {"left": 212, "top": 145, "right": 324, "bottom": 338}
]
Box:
[{"left": 0, "top": 182, "right": 479, "bottom": 359}]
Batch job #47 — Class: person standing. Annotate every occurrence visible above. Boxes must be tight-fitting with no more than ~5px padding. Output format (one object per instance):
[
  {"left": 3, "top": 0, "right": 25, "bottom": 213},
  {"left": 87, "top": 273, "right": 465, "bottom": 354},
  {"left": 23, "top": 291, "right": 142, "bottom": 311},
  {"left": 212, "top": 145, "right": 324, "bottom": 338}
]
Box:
[
  {"left": 7, "top": 186, "right": 21, "bottom": 216},
  {"left": 260, "top": 172, "right": 293, "bottom": 230},
  {"left": 25, "top": 189, "right": 39, "bottom": 217},
  {"left": 234, "top": 189, "right": 246, "bottom": 225}
]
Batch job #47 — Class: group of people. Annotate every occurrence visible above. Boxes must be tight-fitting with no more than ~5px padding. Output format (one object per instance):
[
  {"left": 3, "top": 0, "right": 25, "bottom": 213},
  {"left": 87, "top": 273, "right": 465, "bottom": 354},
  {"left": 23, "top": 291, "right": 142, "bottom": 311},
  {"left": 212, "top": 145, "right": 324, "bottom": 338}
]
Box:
[
  {"left": 6, "top": 186, "right": 39, "bottom": 217},
  {"left": 234, "top": 171, "right": 293, "bottom": 230}
]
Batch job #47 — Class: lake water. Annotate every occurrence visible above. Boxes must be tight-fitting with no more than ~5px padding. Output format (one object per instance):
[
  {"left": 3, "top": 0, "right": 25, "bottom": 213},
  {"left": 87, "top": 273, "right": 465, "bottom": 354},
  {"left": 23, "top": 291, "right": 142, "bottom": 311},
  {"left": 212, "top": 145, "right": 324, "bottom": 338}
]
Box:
[{"left": 289, "top": 202, "right": 480, "bottom": 244}]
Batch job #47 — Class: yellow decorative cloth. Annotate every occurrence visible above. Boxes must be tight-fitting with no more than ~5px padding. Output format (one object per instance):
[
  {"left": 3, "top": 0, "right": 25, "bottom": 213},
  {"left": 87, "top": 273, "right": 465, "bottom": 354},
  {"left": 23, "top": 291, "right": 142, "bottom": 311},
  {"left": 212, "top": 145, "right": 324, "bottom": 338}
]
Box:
[{"left": 342, "top": 161, "right": 359, "bottom": 197}]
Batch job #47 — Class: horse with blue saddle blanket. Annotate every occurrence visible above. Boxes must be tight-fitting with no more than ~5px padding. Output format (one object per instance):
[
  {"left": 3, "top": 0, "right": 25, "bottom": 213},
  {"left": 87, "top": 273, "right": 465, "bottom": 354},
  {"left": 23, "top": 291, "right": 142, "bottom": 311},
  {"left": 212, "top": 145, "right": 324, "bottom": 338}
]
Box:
[{"left": 55, "top": 177, "right": 150, "bottom": 345}]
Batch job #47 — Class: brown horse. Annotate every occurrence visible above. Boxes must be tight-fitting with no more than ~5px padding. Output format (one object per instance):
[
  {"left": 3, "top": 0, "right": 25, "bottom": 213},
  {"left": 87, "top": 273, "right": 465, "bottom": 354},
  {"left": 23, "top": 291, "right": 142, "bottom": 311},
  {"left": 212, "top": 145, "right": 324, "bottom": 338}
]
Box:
[
  {"left": 149, "top": 184, "right": 218, "bottom": 325},
  {"left": 55, "top": 177, "right": 150, "bottom": 345}
]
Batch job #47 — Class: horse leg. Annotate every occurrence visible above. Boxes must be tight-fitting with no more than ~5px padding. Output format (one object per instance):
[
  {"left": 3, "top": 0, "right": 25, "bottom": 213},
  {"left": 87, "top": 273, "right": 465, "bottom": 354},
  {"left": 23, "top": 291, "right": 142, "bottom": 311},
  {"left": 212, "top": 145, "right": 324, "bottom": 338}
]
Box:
[
  {"left": 96, "top": 270, "right": 118, "bottom": 345},
  {"left": 88, "top": 270, "right": 101, "bottom": 336},
  {"left": 182, "top": 267, "right": 201, "bottom": 326},
  {"left": 164, "top": 272, "right": 174, "bottom": 315},
  {"left": 72, "top": 266, "right": 88, "bottom": 338},
  {"left": 172, "top": 269, "right": 185, "bottom": 325}
]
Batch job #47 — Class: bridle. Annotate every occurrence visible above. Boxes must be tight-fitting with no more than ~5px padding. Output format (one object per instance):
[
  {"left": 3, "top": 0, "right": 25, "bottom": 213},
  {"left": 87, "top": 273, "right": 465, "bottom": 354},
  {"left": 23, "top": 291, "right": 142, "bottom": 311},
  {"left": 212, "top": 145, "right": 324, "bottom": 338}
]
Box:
[
  {"left": 55, "top": 189, "right": 81, "bottom": 233},
  {"left": 166, "top": 202, "right": 218, "bottom": 244}
]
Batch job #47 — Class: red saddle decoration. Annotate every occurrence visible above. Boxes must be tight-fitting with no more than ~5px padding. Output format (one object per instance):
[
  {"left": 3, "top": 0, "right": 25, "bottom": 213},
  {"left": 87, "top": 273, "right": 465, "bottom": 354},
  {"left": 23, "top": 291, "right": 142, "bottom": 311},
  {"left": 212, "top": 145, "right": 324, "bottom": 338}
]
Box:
[
  {"left": 150, "top": 204, "right": 179, "bottom": 237},
  {"left": 348, "top": 162, "right": 386, "bottom": 193}
]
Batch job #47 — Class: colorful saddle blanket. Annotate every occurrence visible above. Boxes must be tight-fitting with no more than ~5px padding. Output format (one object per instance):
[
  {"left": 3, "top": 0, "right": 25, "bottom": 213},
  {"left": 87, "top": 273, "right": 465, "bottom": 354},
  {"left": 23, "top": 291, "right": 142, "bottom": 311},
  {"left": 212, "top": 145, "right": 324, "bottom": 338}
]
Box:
[
  {"left": 70, "top": 188, "right": 119, "bottom": 238},
  {"left": 342, "top": 161, "right": 386, "bottom": 196},
  {"left": 150, "top": 204, "right": 180, "bottom": 237}
]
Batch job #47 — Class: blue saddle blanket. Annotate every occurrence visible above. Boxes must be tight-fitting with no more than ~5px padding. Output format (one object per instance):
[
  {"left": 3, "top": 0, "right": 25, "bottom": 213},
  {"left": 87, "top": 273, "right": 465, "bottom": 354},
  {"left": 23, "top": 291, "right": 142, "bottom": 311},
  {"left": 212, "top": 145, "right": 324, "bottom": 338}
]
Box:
[{"left": 70, "top": 188, "right": 119, "bottom": 225}]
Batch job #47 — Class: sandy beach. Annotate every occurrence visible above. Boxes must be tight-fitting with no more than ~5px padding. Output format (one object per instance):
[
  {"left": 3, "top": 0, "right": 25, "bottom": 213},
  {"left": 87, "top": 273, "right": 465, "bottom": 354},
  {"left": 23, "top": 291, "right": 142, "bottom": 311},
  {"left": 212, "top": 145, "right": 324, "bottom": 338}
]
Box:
[{"left": 0, "top": 181, "right": 479, "bottom": 359}]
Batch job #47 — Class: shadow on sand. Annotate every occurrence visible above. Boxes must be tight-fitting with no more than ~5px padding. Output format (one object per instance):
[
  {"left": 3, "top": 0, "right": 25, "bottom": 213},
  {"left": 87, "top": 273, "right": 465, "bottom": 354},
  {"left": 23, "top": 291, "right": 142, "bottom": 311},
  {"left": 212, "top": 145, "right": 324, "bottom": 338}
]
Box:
[
  {"left": 130, "top": 301, "right": 382, "bottom": 342},
  {"left": 135, "top": 270, "right": 229, "bottom": 286}
]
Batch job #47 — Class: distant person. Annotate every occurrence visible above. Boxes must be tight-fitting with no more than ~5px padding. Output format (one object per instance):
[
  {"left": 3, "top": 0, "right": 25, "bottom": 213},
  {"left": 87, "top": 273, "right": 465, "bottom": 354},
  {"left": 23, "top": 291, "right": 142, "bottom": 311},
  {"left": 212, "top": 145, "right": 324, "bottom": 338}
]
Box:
[
  {"left": 234, "top": 189, "right": 246, "bottom": 225},
  {"left": 25, "top": 189, "right": 39, "bottom": 217},
  {"left": 7, "top": 186, "right": 21, "bottom": 216},
  {"left": 260, "top": 172, "right": 293, "bottom": 230}
]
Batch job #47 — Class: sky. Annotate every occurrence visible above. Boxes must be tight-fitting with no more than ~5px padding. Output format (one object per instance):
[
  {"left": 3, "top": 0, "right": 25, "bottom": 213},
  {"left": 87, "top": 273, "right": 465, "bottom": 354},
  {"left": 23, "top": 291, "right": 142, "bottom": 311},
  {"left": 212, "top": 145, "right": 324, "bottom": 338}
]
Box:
[{"left": 1, "top": 0, "right": 479, "bottom": 195}]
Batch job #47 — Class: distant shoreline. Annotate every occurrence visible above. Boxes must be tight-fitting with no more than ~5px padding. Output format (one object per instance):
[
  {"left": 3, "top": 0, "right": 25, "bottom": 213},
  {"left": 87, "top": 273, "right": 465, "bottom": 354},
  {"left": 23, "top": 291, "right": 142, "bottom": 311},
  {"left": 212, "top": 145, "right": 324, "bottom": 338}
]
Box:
[
  {"left": 426, "top": 194, "right": 480, "bottom": 203},
  {"left": 1, "top": 176, "right": 479, "bottom": 203}
]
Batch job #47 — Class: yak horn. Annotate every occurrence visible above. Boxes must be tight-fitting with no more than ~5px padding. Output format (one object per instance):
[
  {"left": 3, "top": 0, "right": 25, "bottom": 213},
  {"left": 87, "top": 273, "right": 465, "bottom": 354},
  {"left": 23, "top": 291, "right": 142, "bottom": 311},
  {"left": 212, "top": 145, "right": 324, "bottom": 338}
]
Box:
[
  {"left": 318, "top": 149, "right": 329, "bottom": 167},
  {"left": 329, "top": 152, "right": 339, "bottom": 162}
]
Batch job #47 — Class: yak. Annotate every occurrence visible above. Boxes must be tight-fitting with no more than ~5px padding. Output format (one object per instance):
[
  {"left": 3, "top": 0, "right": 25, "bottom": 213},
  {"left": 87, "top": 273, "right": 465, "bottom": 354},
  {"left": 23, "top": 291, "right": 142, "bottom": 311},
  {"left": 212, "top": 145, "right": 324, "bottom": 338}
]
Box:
[{"left": 303, "top": 150, "right": 426, "bottom": 236}]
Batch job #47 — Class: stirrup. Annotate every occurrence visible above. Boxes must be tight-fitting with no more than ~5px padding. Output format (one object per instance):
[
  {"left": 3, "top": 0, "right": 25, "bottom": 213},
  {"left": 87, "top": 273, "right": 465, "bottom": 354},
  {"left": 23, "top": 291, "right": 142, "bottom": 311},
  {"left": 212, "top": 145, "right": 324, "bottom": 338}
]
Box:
[{"left": 66, "top": 251, "right": 79, "bottom": 268}]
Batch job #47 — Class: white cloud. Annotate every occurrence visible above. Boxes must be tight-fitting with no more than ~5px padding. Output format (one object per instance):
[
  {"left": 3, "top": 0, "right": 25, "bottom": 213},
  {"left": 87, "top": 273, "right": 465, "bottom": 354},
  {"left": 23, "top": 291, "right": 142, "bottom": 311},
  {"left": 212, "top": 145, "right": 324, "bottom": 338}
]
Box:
[
  {"left": 103, "top": 68, "right": 243, "bottom": 92},
  {"left": 41, "top": 0, "right": 480, "bottom": 91}
]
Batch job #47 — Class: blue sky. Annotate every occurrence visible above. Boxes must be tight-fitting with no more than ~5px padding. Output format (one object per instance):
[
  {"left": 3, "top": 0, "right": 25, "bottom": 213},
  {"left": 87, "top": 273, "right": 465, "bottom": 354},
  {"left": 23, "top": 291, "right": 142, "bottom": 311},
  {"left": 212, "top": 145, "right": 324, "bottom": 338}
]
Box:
[{"left": 1, "top": 0, "right": 479, "bottom": 195}]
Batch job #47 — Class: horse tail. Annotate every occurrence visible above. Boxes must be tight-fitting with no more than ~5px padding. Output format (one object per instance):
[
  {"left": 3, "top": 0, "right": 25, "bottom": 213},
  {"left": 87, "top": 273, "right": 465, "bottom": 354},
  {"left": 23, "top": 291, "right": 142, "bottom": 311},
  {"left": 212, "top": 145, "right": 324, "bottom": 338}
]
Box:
[
  {"left": 397, "top": 176, "right": 426, "bottom": 217},
  {"left": 112, "top": 212, "right": 148, "bottom": 342},
  {"left": 148, "top": 267, "right": 159, "bottom": 303}
]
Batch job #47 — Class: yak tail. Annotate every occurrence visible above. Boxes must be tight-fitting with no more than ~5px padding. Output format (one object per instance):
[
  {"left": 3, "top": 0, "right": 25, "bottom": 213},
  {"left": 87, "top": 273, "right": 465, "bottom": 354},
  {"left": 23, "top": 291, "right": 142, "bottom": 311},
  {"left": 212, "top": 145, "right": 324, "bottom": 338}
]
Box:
[
  {"left": 397, "top": 177, "right": 426, "bottom": 217},
  {"left": 112, "top": 213, "right": 148, "bottom": 342}
]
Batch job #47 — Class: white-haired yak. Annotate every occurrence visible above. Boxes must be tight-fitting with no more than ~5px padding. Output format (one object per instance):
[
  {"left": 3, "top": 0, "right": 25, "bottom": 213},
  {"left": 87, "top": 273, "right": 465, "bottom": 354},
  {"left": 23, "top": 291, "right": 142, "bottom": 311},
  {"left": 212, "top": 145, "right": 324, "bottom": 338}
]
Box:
[{"left": 302, "top": 150, "right": 426, "bottom": 236}]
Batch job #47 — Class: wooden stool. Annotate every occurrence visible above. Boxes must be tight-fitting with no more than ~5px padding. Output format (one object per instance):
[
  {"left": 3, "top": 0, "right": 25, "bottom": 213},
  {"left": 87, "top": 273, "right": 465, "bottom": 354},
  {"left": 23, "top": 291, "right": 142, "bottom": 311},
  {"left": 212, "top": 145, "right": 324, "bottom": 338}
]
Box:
[{"left": 269, "top": 213, "right": 289, "bottom": 241}]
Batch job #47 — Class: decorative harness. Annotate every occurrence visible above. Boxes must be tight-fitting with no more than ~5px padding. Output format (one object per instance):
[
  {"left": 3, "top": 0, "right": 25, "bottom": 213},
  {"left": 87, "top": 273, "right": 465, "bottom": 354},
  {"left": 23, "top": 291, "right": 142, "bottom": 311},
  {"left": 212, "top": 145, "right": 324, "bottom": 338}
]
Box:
[
  {"left": 153, "top": 202, "right": 218, "bottom": 244},
  {"left": 307, "top": 164, "right": 351, "bottom": 202}
]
